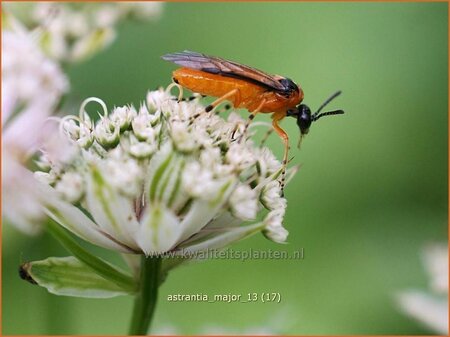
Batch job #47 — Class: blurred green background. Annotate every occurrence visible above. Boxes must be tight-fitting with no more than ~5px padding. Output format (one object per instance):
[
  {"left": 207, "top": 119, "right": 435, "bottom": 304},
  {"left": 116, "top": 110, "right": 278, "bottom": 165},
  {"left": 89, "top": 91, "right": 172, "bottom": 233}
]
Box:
[{"left": 3, "top": 2, "right": 448, "bottom": 335}]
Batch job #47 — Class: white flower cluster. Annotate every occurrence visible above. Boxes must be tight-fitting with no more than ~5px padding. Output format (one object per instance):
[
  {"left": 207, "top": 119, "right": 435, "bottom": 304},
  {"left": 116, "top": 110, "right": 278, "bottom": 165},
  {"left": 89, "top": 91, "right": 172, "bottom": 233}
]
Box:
[
  {"left": 2, "top": 23, "right": 69, "bottom": 234},
  {"left": 397, "top": 243, "right": 448, "bottom": 334},
  {"left": 34, "top": 88, "right": 290, "bottom": 256},
  {"left": 3, "top": 2, "right": 163, "bottom": 62},
  {"left": 2, "top": 29, "right": 68, "bottom": 150},
  {"left": 2, "top": 3, "right": 164, "bottom": 235}
]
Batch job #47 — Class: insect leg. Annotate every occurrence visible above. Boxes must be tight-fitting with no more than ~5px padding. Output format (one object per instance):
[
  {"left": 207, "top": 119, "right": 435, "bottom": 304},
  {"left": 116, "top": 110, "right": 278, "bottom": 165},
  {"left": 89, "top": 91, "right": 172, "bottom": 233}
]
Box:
[
  {"left": 215, "top": 104, "right": 232, "bottom": 115},
  {"left": 190, "top": 89, "right": 239, "bottom": 123},
  {"left": 237, "top": 99, "right": 266, "bottom": 143},
  {"left": 272, "top": 115, "right": 289, "bottom": 196},
  {"left": 204, "top": 89, "right": 239, "bottom": 113},
  {"left": 260, "top": 127, "right": 274, "bottom": 147}
]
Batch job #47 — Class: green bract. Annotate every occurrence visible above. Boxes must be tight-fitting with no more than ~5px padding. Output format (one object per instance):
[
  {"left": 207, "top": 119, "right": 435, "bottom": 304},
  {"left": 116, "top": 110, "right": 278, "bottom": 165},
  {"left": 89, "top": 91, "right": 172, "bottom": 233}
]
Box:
[{"left": 20, "top": 256, "right": 134, "bottom": 298}]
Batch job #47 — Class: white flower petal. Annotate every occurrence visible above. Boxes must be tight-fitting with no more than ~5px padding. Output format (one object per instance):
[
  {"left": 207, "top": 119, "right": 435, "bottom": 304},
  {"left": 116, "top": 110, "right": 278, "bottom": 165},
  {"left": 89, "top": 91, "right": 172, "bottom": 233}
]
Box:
[
  {"left": 397, "top": 291, "right": 448, "bottom": 334},
  {"left": 136, "top": 203, "right": 182, "bottom": 254},
  {"left": 2, "top": 154, "right": 46, "bottom": 234},
  {"left": 178, "top": 211, "right": 241, "bottom": 245},
  {"left": 177, "top": 222, "right": 265, "bottom": 254},
  {"left": 146, "top": 142, "right": 175, "bottom": 201},
  {"left": 70, "top": 28, "right": 116, "bottom": 62},
  {"left": 423, "top": 244, "right": 448, "bottom": 294},
  {"left": 44, "top": 196, "right": 135, "bottom": 253},
  {"left": 178, "top": 179, "right": 237, "bottom": 242},
  {"left": 204, "top": 211, "right": 241, "bottom": 229},
  {"left": 84, "top": 164, "right": 140, "bottom": 250},
  {"left": 3, "top": 101, "right": 52, "bottom": 157}
]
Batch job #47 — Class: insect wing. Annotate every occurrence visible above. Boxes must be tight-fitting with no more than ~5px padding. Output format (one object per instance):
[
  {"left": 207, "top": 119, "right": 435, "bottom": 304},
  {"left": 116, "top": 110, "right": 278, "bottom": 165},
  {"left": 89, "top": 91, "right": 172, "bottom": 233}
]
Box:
[{"left": 162, "top": 50, "right": 287, "bottom": 92}]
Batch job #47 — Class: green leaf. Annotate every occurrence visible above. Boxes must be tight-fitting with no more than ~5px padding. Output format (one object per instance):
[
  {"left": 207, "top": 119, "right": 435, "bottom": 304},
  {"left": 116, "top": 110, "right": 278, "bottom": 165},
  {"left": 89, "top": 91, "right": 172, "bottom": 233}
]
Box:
[
  {"left": 47, "top": 221, "right": 137, "bottom": 292},
  {"left": 46, "top": 218, "right": 137, "bottom": 293},
  {"left": 20, "top": 257, "right": 135, "bottom": 298}
]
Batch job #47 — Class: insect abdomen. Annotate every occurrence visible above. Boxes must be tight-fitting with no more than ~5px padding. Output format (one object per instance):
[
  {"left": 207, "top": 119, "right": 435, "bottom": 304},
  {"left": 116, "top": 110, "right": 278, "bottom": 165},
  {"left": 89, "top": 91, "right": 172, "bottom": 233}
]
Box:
[{"left": 173, "top": 68, "right": 263, "bottom": 108}]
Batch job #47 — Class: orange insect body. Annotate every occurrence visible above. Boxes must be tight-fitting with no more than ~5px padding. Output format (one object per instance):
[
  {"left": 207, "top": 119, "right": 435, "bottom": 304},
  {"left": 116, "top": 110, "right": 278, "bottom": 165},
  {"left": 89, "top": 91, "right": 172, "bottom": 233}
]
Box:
[
  {"left": 173, "top": 67, "right": 304, "bottom": 114},
  {"left": 163, "top": 51, "right": 344, "bottom": 194}
]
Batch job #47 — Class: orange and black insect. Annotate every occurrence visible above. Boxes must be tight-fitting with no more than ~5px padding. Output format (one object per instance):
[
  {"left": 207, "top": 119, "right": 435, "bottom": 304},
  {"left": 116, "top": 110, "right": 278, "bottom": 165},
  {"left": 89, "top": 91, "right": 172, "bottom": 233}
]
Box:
[{"left": 162, "top": 50, "right": 344, "bottom": 190}]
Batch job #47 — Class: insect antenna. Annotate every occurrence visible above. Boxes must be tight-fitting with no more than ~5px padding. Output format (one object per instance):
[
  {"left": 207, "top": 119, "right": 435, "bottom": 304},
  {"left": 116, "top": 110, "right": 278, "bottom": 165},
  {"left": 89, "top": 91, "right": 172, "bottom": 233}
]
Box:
[
  {"left": 313, "top": 109, "right": 345, "bottom": 121},
  {"left": 312, "top": 91, "right": 344, "bottom": 121},
  {"left": 315, "top": 91, "right": 342, "bottom": 114}
]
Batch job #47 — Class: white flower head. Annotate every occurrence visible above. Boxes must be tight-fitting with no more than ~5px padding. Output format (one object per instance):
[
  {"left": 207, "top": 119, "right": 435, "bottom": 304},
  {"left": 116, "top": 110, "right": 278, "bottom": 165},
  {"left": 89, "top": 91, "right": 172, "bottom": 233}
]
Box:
[
  {"left": 102, "top": 147, "right": 144, "bottom": 198},
  {"left": 34, "top": 171, "right": 57, "bottom": 186},
  {"left": 397, "top": 243, "right": 448, "bottom": 334},
  {"left": 3, "top": 153, "right": 48, "bottom": 235},
  {"left": 94, "top": 116, "right": 121, "bottom": 149},
  {"left": 229, "top": 184, "right": 258, "bottom": 221},
  {"left": 55, "top": 172, "right": 85, "bottom": 203},
  {"left": 423, "top": 243, "right": 448, "bottom": 294},
  {"left": 70, "top": 28, "right": 116, "bottom": 62},
  {"left": 258, "top": 147, "right": 283, "bottom": 177},
  {"left": 182, "top": 162, "right": 220, "bottom": 200},
  {"left": 226, "top": 142, "right": 257, "bottom": 172},
  {"left": 171, "top": 120, "right": 200, "bottom": 153},
  {"left": 110, "top": 105, "right": 137, "bottom": 131},
  {"left": 4, "top": 2, "right": 164, "bottom": 63},
  {"left": 146, "top": 88, "right": 172, "bottom": 112},
  {"left": 32, "top": 88, "right": 294, "bottom": 255},
  {"left": 2, "top": 29, "right": 68, "bottom": 144},
  {"left": 261, "top": 181, "right": 287, "bottom": 211},
  {"left": 122, "top": 132, "right": 158, "bottom": 159},
  {"left": 95, "top": 5, "right": 121, "bottom": 28},
  {"left": 117, "top": 2, "right": 164, "bottom": 21},
  {"left": 263, "top": 209, "right": 289, "bottom": 244},
  {"left": 132, "top": 104, "right": 161, "bottom": 141},
  {"left": 68, "top": 117, "right": 94, "bottom": 149},
  {"left": 2, "top": 25, "right": 68, "bottom": 234}
]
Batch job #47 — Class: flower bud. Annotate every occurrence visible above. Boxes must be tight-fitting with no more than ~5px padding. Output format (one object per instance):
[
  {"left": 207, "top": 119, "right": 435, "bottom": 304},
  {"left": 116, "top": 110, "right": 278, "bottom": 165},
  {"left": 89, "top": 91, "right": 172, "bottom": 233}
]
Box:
[
  {"left": 263, "top": 209, "right": 289, "bottom": 243},
  {"left": 229, "top": 184, "right": 258, "bottom": 221},
  {"left": 55, "top": 171, "right": 84, "bottom": 203},
  {"left": 146, "top": 88, "right": 171, "bottom": 112},
  {"left": 261, "top": 181, "right": 287, "bottom": 211},
  {"left": 226, "top": 143, "right": 256, "bottom": 171},
  {"left": 132, "top": 106, "right": 160, "bottom": 141},
  {"left": 110, "top": 105, "right": 136, "bottom": 132},
  {"left": 171, "top": 121, "right": 199, "bottom": 153},
  {"left": 122, "top": 132, "right": 157, "bottom": 159},
  {"left": 94, "top": 117, "right": 120, "bottom": 149}
]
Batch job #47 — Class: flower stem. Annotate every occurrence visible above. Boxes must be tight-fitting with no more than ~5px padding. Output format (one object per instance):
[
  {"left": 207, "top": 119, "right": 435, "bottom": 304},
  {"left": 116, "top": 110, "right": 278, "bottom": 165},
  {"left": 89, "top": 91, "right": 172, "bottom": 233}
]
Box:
[{"left": 129, "top": 256, "right": 162, "bottom": 335}]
